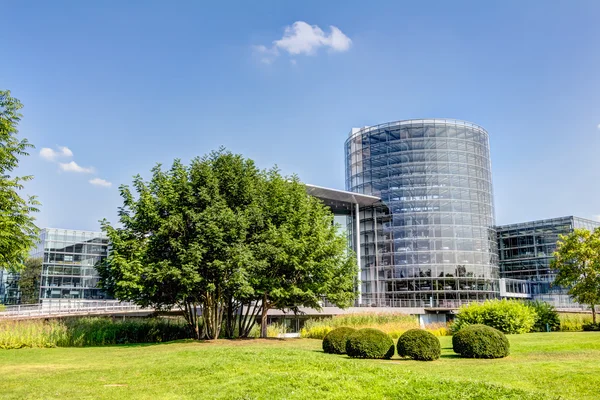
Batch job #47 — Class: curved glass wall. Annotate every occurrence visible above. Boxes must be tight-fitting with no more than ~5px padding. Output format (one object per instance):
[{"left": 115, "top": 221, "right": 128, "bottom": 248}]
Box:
[{"left": 345, "top": 119, "right": 499, "bottom": 307}]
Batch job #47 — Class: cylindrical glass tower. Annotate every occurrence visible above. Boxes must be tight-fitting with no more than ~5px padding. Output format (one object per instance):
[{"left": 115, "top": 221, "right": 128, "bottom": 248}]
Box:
[{"left": 345, "top": 119, "right": 498, "bottom": 308}]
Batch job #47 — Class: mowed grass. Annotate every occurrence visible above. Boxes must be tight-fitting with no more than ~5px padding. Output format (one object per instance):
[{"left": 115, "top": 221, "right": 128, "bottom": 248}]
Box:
[{"left": 1, "top": 332, "right": 599, "bottom": 399}]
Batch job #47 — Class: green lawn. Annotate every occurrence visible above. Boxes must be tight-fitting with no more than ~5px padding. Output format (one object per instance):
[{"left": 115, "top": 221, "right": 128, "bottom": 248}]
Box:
[{"left": 0, "top": 332, "right": 598, "bottom": 399}]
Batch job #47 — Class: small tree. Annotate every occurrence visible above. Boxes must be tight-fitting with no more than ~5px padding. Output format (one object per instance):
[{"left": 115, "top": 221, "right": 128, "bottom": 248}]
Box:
[
  {"left": 18, "top": 257, "right": 43, "bottom": 304},
  {"left": 251, "top": 170, "right": 357, "bottom": 338},
  {"left": 0, "top": 90, "right": 40, "bottom": 272},
  {"left": 551, "top": 228, "right": 600, "bottom": 323},
  {"left": 99, "top": 150, "right": 258, "bottom": 340}
]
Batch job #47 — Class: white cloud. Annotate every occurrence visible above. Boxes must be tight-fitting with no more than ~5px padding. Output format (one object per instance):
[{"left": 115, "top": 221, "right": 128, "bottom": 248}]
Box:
[
  {"left": 59, "top": 161, "right": 94, "bottom": 174},
  {"left": 597, "top": 123, "right": 600, "bottom": 130},
  {"left": 89, "top": 178, "right": 112, "bottom": 187},
  {"left": 254, "top": 21, "right": 352, "bottom": 63},
  {"left": 593, "top": 215, "right": 600, "bottom": 222},
  {"left": 253, "top": 45, "right": 279, "bottom": 64},
  {"left": 40, "top": 146, "right": 73, "bottom": 161}
]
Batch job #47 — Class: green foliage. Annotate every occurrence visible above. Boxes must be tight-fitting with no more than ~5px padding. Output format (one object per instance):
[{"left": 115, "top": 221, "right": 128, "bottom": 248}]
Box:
[
  {"left": 18, "top": 257, "right": 42, "bottom": 304},
  {"left": 528, "top": 301, "right": 560, "bottom": 332},
  {"left": 322, "top": 327, "right": 356, "bottom": 354},
  {"left": 265, "top": 322, "right": 288, "bottom": 338},
  {"left": 397, "top": 329, "right": 441, "bottom": 361},
  {"left": 452, "top": 299, "right": 537, "bottom": 334},
  {"left": 100, "top": 149, "right": 356, "bottom": 340},
  {"left": 300, "top": 313, "right": 420, "bottom": 339},
  {"left": 0, "top": 317, "right": 189, "bottom": 349},
  {"left": 582, "top": 322, "right": 600, "bottom": 331},
  {"left": 552, "top": 228, "right": 600, "bottom": 324},
  {"left": 559, "top": 313, "right": 593, "bottom": 331},
  {"left": 345, "top": 328, "right": 395, "bottom": 359},
  {"left": 251, "top": 170, "right": 357, "bottom": 337},
  {"left": 0, "top": 90, "right": 39, "bottom": 272},
  {"left": 452, "top": 324, "right": 510, "bottom": 359}
]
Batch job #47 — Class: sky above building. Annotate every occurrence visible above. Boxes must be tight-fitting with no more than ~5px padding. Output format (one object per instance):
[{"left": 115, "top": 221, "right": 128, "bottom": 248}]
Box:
[{"left": 3, "top": 1, "right": 600, "bottom": 230}]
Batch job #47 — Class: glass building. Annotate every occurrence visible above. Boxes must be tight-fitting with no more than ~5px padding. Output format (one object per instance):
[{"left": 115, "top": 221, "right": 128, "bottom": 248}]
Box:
[
  {"left": 33, "top": 228, "right": 110, "bottom": 300},
  {"left": 345, "top": 119, "right": 498, "bottom": 307},
  {"left": 0, "top": 269, "right": 21, "bottom": 305},
  {"left": 496, "top": 216, "right": 600, "bottom": 305}
]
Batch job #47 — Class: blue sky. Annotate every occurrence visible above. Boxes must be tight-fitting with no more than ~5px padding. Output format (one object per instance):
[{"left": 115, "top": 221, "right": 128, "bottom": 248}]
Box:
[{"left": 3, "top": 1, "right": 600, "bottom": 230}]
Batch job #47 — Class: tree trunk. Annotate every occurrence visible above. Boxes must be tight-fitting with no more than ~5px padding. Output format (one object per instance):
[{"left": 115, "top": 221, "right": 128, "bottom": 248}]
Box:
[
  {"left": 224, "top": 296, "right": 238, "bottom": 339},
  {"left": 202, "top": 291, "right": 225, "bottom": 340},
  {"left": 239, "top": 301, "right": 261, "bottom": 338},
  {"left": 260, "top": 293, "right": 269, "bottom": 338},
  {"left": 593, "top": 305, "right": 597, "bottom": 324},
  {"left": 181, "top": 300, "right": 200, "bottom": 340}
]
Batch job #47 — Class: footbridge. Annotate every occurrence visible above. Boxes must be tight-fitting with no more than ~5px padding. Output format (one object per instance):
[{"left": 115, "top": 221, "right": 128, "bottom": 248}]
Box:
[{"left": 0, "top": 300, "right": 153, "bottom": 320}]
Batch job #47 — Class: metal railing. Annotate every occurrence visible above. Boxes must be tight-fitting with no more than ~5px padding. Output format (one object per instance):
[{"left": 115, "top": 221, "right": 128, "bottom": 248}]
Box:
[{"left": 0, "top": 299, "right": 143, "bottom": 319}]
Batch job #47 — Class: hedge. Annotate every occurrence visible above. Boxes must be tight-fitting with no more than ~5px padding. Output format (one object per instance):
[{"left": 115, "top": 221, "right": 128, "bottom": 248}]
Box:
[
  {"left": 322, "top": 327, "right": 356, "bottom": 354},
  {"left": 397, "top": 329, "right": 440, "bottom": 361},
  {"left": 345, "top": 328, "right": 395, "bottom": 359},
  {"left": 452, "top": 324, "right": 510, "bottom": 359}
]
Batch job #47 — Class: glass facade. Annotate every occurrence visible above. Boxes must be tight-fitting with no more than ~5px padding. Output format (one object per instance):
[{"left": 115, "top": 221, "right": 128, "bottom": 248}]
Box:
[
  {"left": 345, "top": 119, "right": 499, "bottom": 307},
  {"left": 33, "top": 228, "right": 111, "bottom": 300},
  {"left": 496, "top": 216, "right": 600, "bottom": 297},
  {"left": 0, "top": 269, "right": 21, "bottom": 305}
]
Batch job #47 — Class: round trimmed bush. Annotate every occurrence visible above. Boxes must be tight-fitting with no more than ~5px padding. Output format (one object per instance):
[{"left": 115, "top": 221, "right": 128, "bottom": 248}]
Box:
[
  {"left": 345, "top": 328, "right": 395, "bottom": 359},
  {"left": 397, "top": 329, "right": 441, "bottom": 361},
  {"left": 452, "top": 324, "right": 510, "bottom": 359},
  {"left": 322, "top": 327, "right": 356, "bottom": 354}
]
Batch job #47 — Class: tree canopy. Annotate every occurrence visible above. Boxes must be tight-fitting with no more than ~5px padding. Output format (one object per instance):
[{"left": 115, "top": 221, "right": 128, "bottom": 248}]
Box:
[
  {"left": 99, "top": 149, "right": 357, "bottom": 339},
  {"left": 551, "top": 228, "right": 600, "bottom": 323},
  {"left": 0, "top": 90, "right": 39, "bottom": 272},
  {"left": 18, "top": 257, "right": 43, "bottom": 304}
]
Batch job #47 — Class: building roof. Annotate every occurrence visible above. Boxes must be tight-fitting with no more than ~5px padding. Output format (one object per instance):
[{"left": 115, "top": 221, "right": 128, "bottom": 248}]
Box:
[{"left": 305, "top": 184, "right": 384, "bottom": 215}]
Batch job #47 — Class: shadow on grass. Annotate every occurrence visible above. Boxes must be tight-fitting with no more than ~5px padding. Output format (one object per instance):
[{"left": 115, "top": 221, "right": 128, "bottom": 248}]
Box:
[{"left": 440, "top": 353, "right": 461, "bottom": 359}]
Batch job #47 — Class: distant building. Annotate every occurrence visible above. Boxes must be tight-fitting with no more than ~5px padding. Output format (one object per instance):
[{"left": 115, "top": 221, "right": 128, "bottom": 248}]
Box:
[
  {"left": 496, "top": 216, "right": 600, "bottom": 307},
  {"left": 345, "top": 119, "right": 498, "bottom": 308},
  {"left": 33, "top": 228, "right": 110, "bottom": 300},
  {"left": 0, "top": 269, "right": 21, "bottom": 305}
]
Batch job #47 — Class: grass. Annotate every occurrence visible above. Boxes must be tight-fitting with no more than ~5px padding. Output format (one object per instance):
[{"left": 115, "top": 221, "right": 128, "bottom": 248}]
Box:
[
  {"left": 1, "top": 332, "right": 599, "bottom": 399},
  {"left": 300, "top": 313, "right": 450, "bottom": 339},
  {"left": 0, "top": 318, "right": 190, "bottom": 349}
]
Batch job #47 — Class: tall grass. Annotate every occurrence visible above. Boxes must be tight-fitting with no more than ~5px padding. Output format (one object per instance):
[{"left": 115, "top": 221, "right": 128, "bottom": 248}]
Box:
[
  {"left": 299, "top": 313, "right": 449, "bottom": 339},
  {"left": 559, "top": 313, "right": 593, "bottom": 332},
  {"left": 0, "top": 317, "right": 190, "bottom": 349}
]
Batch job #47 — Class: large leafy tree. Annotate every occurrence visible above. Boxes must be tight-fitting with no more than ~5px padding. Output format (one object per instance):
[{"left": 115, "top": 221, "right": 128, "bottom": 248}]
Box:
[
  {"left": 99, "top": 150, "right": 257, "bottom": 339},
  {"left": 100, "top": 149, "right": 357, "bottom": 340},
  {"left": 0, "top": 90, "right": 39, "bottom": 272},
  {"left": 250, "top": 170, "right": 357, "bottom": 338},
  {"left": 551, "top": 228, "right": 600, "bottom": 323}
]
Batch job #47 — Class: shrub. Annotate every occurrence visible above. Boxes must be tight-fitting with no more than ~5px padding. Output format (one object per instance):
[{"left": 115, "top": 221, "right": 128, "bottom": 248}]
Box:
[
  {"left": 266, "top": 322, "right": 287, "bottom": 338},
  {"left": 345, "top": 328, "right": 395, "bottom": 359},
  {"left": 300, "top": 313, "right": 451, "bottom": 339},
  {"left": 0, "top": 317, "right": 190, "bottom": 349},
  {"left": 452, "top": 299, "right": 536, "bottom": 334},
  {"left": 528, "top": 301, "right": 560, "bottom": 332},
  {"left": 322, "top": 327, "right": 356, "bottom": 354},
  {"left": 452, "top": 324, "right": 510, "bottom": 359},
  {"left": 397, "top": 329, "right": 440, "bottom": 361},
  {"left": 560, "top": 313, "right": 593, "bottom": 331},
  {"left": 582, "top": 322, "right": 600, "bottom": 331}
]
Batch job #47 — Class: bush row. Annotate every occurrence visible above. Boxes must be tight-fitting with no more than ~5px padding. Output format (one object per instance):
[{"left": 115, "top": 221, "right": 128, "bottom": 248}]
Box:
[
  {"left": 323, "top": 325, "right": 509, "bottom": 361},
  {"left": 0, "top": 317, "right": 190, "bottom": 349},
  {"left": 451, "top": 299, "right": 572, "bottom": 334},
  {"left": 301, "top": 313, "right": 448, "bottom": 339}
]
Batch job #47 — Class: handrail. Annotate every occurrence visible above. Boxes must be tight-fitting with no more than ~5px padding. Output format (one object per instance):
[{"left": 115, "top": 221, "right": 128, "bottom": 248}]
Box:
[{"left": 0, "top": 300, "right": 145, "bottom": 319}]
